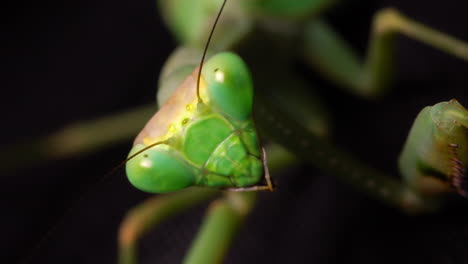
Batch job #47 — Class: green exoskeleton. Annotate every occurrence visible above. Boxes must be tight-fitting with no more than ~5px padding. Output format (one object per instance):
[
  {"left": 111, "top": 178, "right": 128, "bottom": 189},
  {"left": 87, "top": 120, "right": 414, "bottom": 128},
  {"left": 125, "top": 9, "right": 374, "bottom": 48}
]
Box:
[
  {"left": 125, "top": 52, "right": 273, "bottom": 193},
  {"left": 399, "top": 99, "right": 468, "bottom": 198}
]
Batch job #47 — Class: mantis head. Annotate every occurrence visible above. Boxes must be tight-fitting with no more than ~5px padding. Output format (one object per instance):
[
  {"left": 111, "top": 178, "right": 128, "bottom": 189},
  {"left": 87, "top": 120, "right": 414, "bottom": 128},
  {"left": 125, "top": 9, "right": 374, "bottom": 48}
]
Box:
[{"left": 126, "top": 52, "right": 261, "bottom": 193}]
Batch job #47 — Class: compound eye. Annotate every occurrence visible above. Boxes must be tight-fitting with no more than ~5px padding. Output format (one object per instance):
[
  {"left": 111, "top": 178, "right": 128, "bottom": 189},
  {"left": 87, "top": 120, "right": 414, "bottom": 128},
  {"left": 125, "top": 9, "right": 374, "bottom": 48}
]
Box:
[
  {"left": 202, "top": 52, "right": 254, "bottom": 121},
  {"left": 126, "top": 144, "right": 195, "bottom": 193}
]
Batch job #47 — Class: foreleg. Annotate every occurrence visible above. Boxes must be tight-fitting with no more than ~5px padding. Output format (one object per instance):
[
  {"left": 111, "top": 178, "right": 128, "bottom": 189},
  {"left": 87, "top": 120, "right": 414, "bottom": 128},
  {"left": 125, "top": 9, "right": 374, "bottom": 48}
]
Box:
[{"left": 303, "top": 8, "right": 468, "bottom": 98}]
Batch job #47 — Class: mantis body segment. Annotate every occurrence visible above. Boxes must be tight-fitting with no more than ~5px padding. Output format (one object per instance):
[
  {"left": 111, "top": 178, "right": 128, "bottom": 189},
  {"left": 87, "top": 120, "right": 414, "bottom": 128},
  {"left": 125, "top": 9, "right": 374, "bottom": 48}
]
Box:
[{"left": 399, "top": 99, "right": 468, "bottom": 198}]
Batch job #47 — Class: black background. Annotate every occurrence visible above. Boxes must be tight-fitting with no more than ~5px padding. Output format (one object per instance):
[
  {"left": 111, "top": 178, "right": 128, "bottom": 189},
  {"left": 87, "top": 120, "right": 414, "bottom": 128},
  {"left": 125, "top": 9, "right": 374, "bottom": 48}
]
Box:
[{"left": 3, "top": 0, "right": 468, "bottom": 263}]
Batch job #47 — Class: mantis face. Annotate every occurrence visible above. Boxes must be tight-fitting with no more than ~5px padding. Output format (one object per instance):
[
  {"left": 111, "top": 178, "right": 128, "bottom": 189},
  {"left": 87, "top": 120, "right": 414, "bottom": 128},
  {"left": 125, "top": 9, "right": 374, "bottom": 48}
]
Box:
[{"left": 126, "top": 52, "right": 265, "bottom": 193}]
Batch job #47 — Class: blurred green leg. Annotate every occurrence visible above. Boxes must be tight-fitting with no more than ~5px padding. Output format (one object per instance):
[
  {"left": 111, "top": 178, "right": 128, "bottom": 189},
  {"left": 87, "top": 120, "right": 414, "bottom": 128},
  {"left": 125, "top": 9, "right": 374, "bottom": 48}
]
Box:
[
  {"left": 254, "top": 97, "right": 440, "bottom": 213},
  {"left": 303, "top": 8, "right": 468, "bottom": 98},
  {"left": 245, "top": 0, "right": 337, "bottom": 19},
  {"left": 0, "top": 104, "right": 156, "bottom": 173},
  {"left": 183, "top": 192, "right": 256, "bottom": 264},
  {"left": 118, "top": 188, "right": 220, "bottom": 264}
]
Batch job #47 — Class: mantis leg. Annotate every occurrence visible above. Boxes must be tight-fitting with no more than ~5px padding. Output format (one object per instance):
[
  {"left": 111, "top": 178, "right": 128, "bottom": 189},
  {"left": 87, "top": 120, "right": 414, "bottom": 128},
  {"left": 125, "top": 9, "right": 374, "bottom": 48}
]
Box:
[
  {"left": 302, "top": 8, "right": 468, "bottom": 98},
  {"left": 182, "top": 192, "right": 256, "bottom": 264},
  {"left": 245, "top": 0, "right": 337, "bottom": 19},
  {"left": 254, "top": 97, "right": 440, "bottom": 213},
  {"left": 118, "top": 188, "right": 220, "bottom": 264},
  {"left": 0, "top": 104, "right": 156, "bottom": 173}
]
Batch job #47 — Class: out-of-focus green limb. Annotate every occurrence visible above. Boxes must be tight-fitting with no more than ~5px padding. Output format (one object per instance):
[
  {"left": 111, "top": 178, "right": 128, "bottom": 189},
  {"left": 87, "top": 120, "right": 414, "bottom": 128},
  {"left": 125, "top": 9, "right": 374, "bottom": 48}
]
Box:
[
  {"left": 158, "top": 0, "right": 252, "bottom": 50},
  {"left": 302, "top": 19, "right": 364, "bottom": 95},
  {"left": 303, "top": 8, "right": 468, "bottom": 98},
  {"left": 183, "top": 192, "right": 256, "bottom": 264},
  {"left": 254, "top": 96, "right": 440, "bottom": 213},
  {"left": 376, "top": 8, "right": 468, "bottom": 61},
  {"left": 118, "top": 187, "right": 220, "bottom": 264},
  {"left": 117, "top": 143, "right": 295, "bottom": 264},
  {"left": 244, "top": 0, "right": 337, "bottom": 20},
  {"left": 363, "top": 8, "right": 468, "bottom": 96},
  {"left": 0, "top": 104, "right": 156, "bottom": 173}
]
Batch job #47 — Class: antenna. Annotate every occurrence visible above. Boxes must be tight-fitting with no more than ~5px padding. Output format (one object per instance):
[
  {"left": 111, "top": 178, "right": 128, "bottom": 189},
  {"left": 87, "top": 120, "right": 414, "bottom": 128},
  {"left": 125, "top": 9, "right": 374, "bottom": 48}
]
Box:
[{"left": 196, "top": 0, "right": 228, "bottom": 100}]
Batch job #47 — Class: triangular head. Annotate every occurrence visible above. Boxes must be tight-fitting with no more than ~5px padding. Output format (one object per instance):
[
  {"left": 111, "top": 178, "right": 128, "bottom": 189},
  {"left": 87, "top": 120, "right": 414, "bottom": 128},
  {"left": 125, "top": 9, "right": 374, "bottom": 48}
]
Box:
[{"left": 126, "top": 52, "right": 272, "bottom": 193}]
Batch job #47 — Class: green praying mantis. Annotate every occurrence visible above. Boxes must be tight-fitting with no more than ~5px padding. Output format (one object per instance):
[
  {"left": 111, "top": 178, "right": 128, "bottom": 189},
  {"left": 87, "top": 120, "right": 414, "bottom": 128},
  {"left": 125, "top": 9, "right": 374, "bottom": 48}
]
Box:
[
  {"left": 117, "top": 0, "right": 468, "bottom": 263},
  {"left": 5, "top": 0, "right": 468, "bottom": 263}
]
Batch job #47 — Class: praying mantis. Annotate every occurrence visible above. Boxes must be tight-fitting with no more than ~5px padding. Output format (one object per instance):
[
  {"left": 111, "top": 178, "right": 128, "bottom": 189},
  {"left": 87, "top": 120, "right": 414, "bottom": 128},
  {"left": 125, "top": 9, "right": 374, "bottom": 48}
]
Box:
[{"left": 5, "top": 0, "right": 468, "bottom": 262}]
